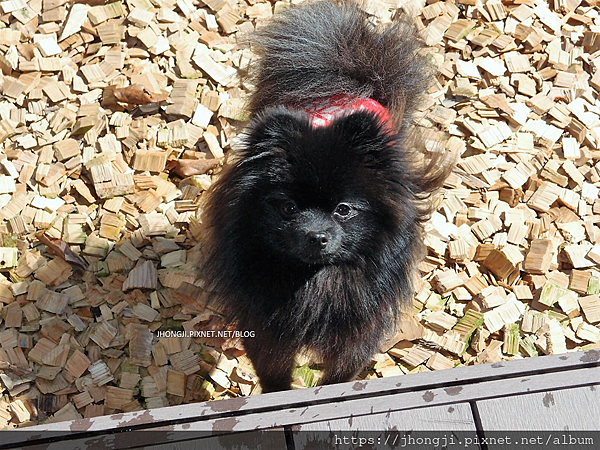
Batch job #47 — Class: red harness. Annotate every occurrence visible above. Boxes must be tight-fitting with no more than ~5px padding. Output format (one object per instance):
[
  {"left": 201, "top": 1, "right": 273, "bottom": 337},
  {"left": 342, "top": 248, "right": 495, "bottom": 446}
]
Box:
[{"left": 299, "top": 94, "right": 394, "bottom": 131}]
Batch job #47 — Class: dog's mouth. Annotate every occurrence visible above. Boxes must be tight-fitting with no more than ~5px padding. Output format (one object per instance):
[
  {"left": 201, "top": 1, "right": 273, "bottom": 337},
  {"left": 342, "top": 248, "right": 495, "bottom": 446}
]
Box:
[
  {"left": 298, "top": 254, "right": 328, "bottom": 266},
  {"left": 295, "top": 249, "right": 340, "bottom": 266}
]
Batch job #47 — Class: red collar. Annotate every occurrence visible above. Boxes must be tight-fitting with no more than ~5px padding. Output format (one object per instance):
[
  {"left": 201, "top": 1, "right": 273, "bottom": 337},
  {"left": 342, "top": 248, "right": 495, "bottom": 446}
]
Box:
[{"left": 298, "top": 94, "right": 393, "bottom": 131}]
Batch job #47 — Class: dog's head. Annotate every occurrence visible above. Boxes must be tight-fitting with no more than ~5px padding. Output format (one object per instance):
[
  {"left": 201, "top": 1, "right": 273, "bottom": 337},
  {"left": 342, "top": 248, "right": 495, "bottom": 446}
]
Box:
[{"left": 224, "top": 107, "right": 417, "bottom": 266}]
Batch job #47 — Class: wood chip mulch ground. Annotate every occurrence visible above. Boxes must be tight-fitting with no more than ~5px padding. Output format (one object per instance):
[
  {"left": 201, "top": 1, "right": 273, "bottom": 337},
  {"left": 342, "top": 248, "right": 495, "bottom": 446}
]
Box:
[{"left": 1, "top": 0, "right": 600, "bottom": 428}]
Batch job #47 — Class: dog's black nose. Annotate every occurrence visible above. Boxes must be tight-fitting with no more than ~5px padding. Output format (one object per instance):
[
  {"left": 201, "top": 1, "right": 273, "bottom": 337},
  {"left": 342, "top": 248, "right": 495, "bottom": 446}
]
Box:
[{"left": 307, "top": 232, "right": 328, "bottom": 249}]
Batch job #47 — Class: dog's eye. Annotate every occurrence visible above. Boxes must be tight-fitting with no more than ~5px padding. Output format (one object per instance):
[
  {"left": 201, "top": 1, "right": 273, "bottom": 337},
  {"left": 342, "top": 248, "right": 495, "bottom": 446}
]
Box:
[
  {"left": 280, "top": 201, "right": 299, "bottom": 218},
  {"left": 334, "top": 203, "right": 352, "bottom": 217}
]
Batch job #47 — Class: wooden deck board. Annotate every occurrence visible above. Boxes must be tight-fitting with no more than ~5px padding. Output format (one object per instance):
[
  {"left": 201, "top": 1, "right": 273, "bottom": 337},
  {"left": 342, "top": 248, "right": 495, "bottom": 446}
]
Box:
[
  {"left": 295, "top": 402, "right": 477, "bottom": 431},
  {"left": 16, "top": 350, "right": 600, "bottom": 433},
  {"left": 293, "top": 403, "right": 477, "bottom": 450},
  {"left": 152, "top": 366, "right": 600, "bottom": 432},
  {"left": 3, "top": 350, "right": 599, "bottom": 450},
  {"left": 475, "top": 385, "right": 600, "bottom": 431}
]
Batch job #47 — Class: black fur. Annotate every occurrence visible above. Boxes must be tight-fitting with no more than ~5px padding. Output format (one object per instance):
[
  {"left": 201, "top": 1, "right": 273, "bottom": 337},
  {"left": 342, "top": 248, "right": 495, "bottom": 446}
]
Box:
[
  {"left": 246, "top": 0, "right": 432, "bottom": 129},
  {"left": 201, "top": 1, "right": 447, "bottom": 392}
]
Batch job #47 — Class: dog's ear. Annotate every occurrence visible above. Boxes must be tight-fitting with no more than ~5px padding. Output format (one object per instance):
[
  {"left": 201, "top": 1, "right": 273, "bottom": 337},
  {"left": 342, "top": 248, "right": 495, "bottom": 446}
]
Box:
[
  {"left": 242, "top": 107, "right": 310, "bottom": 155},
  {"left": 331, "top": 111, "right": 392, "bottom": 150}
]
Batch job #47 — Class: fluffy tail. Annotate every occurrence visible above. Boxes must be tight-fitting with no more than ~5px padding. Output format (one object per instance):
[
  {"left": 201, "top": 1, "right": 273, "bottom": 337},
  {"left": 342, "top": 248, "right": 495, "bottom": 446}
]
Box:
[{"left": 247, "top": 1, "right": 432, "bottom": 127}]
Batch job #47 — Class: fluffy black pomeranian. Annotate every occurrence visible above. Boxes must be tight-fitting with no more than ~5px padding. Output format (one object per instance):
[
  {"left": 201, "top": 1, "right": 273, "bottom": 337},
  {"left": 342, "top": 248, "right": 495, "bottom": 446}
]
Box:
[{"left": 201, "top": 1, "right": 449, "bottom": 392}]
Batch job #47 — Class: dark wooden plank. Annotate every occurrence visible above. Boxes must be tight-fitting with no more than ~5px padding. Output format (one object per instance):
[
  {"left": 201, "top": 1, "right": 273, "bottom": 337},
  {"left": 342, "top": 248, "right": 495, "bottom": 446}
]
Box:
[
  {"left": 9, "top": 429, "right": 287, "bottom": 450},
  {"left": 136, "top": 429, "right": 287, "bottom": 450},
  {"left": 17, "top": 350, "right": 600, "bottom": 438},
  {"left": 476, "top": 385, "right": 600, "bottom": 431},
  {"left": 295, "top": 402, "right": 476, "bottom": 431}
]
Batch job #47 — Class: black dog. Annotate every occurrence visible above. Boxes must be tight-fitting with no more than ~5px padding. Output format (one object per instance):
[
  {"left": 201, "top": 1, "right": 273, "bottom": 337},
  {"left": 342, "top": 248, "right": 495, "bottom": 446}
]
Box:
[{"left": 201, "top": 1, "right": 448, "bottom": 392}]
